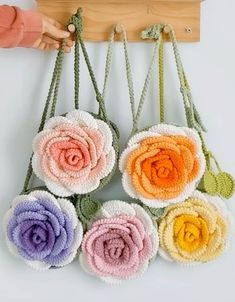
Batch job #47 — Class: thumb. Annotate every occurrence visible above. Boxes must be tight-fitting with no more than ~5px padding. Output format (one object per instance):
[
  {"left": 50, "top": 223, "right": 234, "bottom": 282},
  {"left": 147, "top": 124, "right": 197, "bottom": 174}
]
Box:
[{"left": 43, "top": 21, "right": 70, "bottom": 39}]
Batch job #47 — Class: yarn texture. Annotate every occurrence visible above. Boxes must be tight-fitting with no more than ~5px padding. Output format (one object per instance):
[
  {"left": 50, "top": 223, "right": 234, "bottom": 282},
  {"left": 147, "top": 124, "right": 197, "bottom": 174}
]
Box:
[
  {"left": 32, "top": 110, "right": 116, "bottom": 197},
  {"left": 158, "top": 190, "right": 233, "bottom": 264},
  {"left": 120, "top": 124, "right": 206, "bottom": 208},
  {"left": 79, "top": 200, "right": 159, "bottom": 284},
  {"left": 3, "top": 190, "right": 83, "bottom": 270}
]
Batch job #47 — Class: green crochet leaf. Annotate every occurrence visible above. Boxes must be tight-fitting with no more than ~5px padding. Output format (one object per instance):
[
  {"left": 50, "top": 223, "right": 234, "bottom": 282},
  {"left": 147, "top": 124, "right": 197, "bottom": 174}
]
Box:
[
  {"left": 199, "top": 169, "right": 219, "bottom": 196},
  {"left": 143, "top": 205, "right": 165, "bottom": 221},
  {"left": 76, "top": 196, "right": 101, "bottom": 226},
  {"left": 216, "top": 172, "right": 235, "bottom": 199}
]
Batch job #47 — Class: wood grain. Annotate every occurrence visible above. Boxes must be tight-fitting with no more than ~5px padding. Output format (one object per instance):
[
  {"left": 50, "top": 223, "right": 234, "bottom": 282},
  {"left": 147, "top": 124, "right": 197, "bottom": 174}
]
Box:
[{"left": 36, "top": 0, "right": 203, "bottom": 42}]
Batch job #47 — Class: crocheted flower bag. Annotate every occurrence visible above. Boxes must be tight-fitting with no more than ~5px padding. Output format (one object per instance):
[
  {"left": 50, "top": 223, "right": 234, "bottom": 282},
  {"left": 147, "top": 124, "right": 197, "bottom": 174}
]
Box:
[
  {"left": 76, "top": 27, "right": 160, "bottom": 283},
  {"left": 31, "top": 12, "right": 119, "bottom": 198},
  {"left": 119, "top": 24, "right": 234, "bottom": 209}
]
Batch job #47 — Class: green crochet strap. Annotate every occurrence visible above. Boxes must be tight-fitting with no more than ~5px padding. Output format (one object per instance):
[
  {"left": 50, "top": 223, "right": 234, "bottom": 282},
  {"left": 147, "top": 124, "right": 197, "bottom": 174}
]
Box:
[
  {"left": 166, "top": 25, "right": 206, "bottom": 132},
  {"left": 74, "top": 29, "right": 80, "bottom": 109},
  {"left": 69, "top": 11, "right": 83, "bottom": 110},
  {"left": 158, "top": 36, "right": 164, "bottom": 123},
  {"left": 73, "top": 20, "right": 115, "bottom": 111},
  {"left": 197, "top": 131, "right": 222, "bottom": 177},
  {"left": 22, "top": 42, "right": 66, "bottom": 193},
  {"left": 206, "top": 152, "right": 221, "bottom": 172},
  {"left": 49, "top": 42, "right": 66, "bottom": 118},
  {"left": 102, "top": 25, "right": 140, "bottom": 129},
  {"left": 126, "top": 25, "right": 164, "bottom": 136},
  {"left": 102, "top": 28, "right": 115, "bottom": 101},
  {"left": 117, "top": 25, "right": 136, "bottom": 131},
  {"left": 69, "top": 9, "right": 110, "bottom": 124}
]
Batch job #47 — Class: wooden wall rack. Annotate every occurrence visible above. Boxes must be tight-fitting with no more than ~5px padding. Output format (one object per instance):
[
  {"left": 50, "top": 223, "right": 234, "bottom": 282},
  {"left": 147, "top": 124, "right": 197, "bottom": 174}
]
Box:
[{"left": 36, "top": 0, "right": 203, "bottom": 42}]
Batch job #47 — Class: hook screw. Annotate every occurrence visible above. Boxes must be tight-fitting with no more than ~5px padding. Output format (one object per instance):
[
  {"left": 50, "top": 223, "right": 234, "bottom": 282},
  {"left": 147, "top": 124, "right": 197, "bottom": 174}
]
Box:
[{"left": 185, "top": 26, "right": 192, "bottom": 34}]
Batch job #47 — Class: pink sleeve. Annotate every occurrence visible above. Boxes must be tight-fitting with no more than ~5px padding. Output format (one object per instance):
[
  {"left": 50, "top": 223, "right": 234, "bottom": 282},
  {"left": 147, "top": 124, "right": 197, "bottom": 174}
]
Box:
[{"left": 0, "top": 5, "right": 42, "bottom": 48}]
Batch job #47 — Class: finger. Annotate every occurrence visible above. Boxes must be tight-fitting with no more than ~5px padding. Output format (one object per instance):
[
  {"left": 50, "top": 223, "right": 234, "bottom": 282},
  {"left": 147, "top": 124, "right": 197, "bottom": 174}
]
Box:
[
  {"left": 47, "top": 44, "right": 60, "bottom": 51},
  {"left": 43, "top": 34, "right": 74, "bottom": 48},
  {"left": 66, "top": 39, "right": 74, "bottom": 47},
  {"left": 43, "top": 16, "right": 73, "bottom": 43},
  {"left": 32, "top": 37, "right": 41, "bottom": 49},
  {"left": 69, "top": 33, "right": 76, "bottom": 41},
  {"left": 37, "top": 41, "right": 47, "bottom": 51},
  {"left": 63, "top": 46, "right": 72, "bottom": 53},
  {"left": 44, "top": 21, "right": 70, "bottom": 39},
  {"left": 50, "top": 45, "right": 71, "bottom": 53},
  {"left": 43, "top": 42, "right": 71, "bottom": 53},
  {"left": 33, "top": 41, "right": 60, "bottom": 52},
  {"left": 33, "top": 37, "right": 72, "bottom": 52},
  {"left": 42, "top": 35, "right": 59, "bottom": 45}
]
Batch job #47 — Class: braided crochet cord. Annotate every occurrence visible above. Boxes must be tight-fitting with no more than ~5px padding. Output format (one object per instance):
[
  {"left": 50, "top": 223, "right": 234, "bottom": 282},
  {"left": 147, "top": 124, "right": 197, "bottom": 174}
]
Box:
[
  {"left": 137, "top": 24, "right": 205, "bottom": 134},
  {"left": 69, "top": 10, "right": 115, "bottom": 124},
  {"left": 158, "top": 36, "right": 164, "bottom": 123},
  {"left": 120, "top": 25, "right": 164, "bottom": 136},
  {"left": 166, "top": 25, "right": 206, "bottom": 132},
  {"left": 119, "top": 26, "right": 136, "bottom": 131},
  {"left": 22, "top": 43, "right": 66, "bottom": 193},
  {"left": 74, "top": 30, "right": 80, "bottom": 109}
]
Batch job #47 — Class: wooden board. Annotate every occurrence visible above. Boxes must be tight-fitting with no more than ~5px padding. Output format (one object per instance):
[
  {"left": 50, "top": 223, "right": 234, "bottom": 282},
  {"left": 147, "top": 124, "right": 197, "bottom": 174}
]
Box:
[{"left": 36, "top": 0, "right": 203, "bottom": 42}]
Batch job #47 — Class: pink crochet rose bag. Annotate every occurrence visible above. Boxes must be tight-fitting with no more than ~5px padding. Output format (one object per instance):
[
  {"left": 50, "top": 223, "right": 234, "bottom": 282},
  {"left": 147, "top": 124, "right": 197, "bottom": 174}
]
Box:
[{"left": 23, "top": 12, "right": 119, "bottom": 199}]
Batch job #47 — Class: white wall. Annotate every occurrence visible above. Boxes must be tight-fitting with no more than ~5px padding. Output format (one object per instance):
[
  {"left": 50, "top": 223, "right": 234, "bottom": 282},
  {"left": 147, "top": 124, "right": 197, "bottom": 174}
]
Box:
[{"left": 0, "top": 0, "right": 235, "bottom": 301}]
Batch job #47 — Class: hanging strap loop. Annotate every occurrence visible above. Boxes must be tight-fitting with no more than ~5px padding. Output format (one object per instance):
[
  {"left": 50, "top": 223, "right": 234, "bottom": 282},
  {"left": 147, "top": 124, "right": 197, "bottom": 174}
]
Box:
[
  {"left": 142, "top": 23, "right": 206, "bottom": 133},
  {"left": 166, "top": 25, "right": 206, "bottom": 132},
  {"left": 74, "top": 33, "right": 80, "bottom": 109},
  {"left": 70, "top": 11, "right": 115, "bottom": 118},
  {"left": 22, "top": 42, "right": 66, "bottom": 193},
  {"left": 116, "top": 25, "right": 136, "bottom": 132},
  {"left": 69, "top": 9, "right": 83, "bottom": 109},
  {"left": 68, "top": 9, "right": 110, "bottom": 124},
  {"left": 102, "top": 28, "right": 115, "bottom": 100},
  {"left": 158, "top": 35, "right": 164, "bottom": 123},
  {"left": 126, "top": 24, "right": 164, "bottom": 135}
]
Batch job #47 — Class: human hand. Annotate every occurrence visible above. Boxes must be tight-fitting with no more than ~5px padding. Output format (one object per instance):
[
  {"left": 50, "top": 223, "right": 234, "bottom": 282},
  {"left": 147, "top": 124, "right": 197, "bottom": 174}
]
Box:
[{"left": 32, "top": 14, "right": 73, "bottom": 52}]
